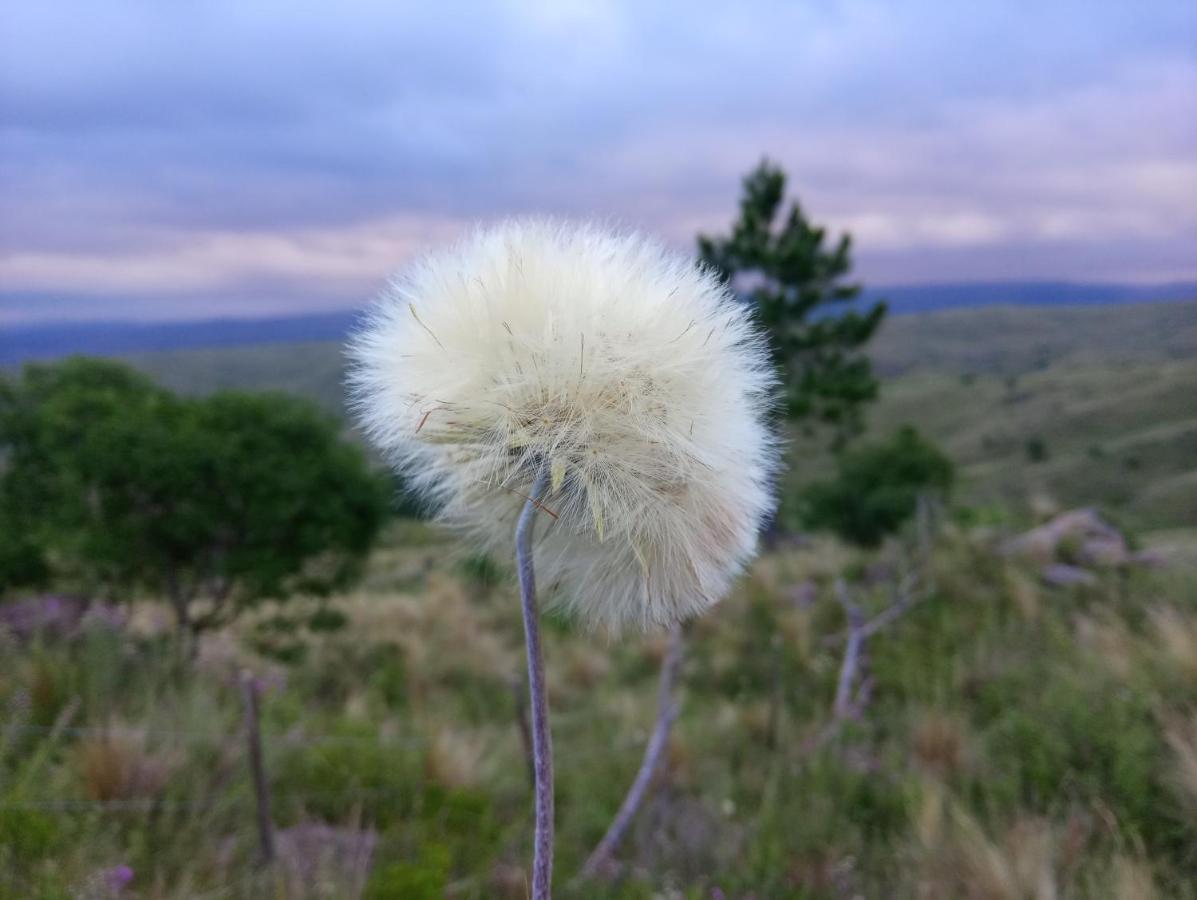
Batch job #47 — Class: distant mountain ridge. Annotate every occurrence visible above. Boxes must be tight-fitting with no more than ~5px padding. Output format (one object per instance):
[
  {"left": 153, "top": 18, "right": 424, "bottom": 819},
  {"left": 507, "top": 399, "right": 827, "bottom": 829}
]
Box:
[
  {"left": 858, "top": 280, "right": 1197, "bottom": 313},
  {"left": 2, "top": 311, "right": 361, "bottom": 365},
  {"left": 4, "top": 280, "right": 1195, "bottom": 364}
]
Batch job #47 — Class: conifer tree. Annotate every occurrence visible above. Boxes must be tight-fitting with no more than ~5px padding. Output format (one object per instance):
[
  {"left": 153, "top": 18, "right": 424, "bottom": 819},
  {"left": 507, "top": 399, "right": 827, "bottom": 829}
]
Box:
[{"left": 699, "top": 160, "right": 887, "bottom": 442}]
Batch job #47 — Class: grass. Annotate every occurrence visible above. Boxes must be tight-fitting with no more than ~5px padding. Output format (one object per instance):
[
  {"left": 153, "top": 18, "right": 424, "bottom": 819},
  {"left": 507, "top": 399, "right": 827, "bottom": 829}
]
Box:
[
  {"left": 2, "top": 517, "right": 1196, "bottom": 897},
  {"left": 4, "top": 300, "right": 1195, "bottom": 895},
  {"left": 868, "top": 300, "right": 1197, "bottom": 376},
  {"left": 121, "top": 302, "right": 1197, "bottom": 531},
  {"left": 863, "top": 358, "right": 1197, "bottom": 531}
]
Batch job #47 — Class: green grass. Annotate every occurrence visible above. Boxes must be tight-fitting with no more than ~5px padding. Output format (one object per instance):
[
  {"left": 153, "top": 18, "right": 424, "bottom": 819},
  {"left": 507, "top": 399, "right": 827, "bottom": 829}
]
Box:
[
  {"left": 869, "top": 300, "right": 1197, "bottom": 376},
  {"left": 4, "top": 300, "right": 1192, "bottom": 895},
  {"left": 2, "top": 522, "right": 1195, "bottom": 897},
  {"left": 120, "top": 302, "right": 1197, "bottom": 530},
  {"left": 864, "top": 358, "right": 1197, "bottom": 531},
  {"left": 125, "top": 341, "right": 348, "bottom": 414}
]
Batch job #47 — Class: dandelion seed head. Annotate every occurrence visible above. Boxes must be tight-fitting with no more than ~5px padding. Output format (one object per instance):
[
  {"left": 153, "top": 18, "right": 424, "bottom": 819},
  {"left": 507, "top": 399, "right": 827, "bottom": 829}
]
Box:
[{"left": 349, "top": 219, "right": 778, "bottom": 631}]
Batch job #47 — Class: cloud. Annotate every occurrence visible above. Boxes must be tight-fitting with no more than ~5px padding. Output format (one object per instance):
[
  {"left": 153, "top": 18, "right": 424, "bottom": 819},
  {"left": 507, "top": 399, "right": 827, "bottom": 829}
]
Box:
[{"left": 1, "top": 0, "right": 1194, "bottom": 320}]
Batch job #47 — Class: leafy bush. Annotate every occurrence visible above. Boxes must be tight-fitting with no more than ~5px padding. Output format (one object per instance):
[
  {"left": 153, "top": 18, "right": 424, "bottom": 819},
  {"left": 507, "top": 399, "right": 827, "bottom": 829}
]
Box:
[
  {"left": 0, "top": 358, "right": 391, "bottom": 633},
  {"left": 275, "top": 742, "right": 410, "bottom": 827},
  {"left": 307, "top": 606, "right": 349, "bottom": 633},
  {"left": 799, "top": 426, "right": 953, "bottom": 546},
  {"left": 976, "top": 672, "right": 1186, "bottom": 857},
  {"left": 0, "top": 807, "right": 62, "bottom": 862},
  {"left": 1025, "top": 436, "right": 1050, "bottom": 462},
  {"left": 364, "top": 846, "right": 450, "bottom": 900}
]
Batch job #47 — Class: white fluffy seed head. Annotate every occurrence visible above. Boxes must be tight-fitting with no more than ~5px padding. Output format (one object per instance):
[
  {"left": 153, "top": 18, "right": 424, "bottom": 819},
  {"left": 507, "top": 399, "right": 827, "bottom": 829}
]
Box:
[{"left": 349, "top": 219, "right": 779, "bottom": 632}]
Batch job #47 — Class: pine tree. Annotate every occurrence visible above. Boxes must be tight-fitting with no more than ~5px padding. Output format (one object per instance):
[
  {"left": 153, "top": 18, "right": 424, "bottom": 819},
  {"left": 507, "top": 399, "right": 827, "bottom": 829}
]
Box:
[{"left": 699, "top": 160, "right": 887, "bottom": 442}]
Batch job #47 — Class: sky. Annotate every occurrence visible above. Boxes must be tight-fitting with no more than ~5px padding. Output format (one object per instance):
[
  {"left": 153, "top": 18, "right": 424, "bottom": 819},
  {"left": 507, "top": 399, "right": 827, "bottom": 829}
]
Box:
[{"left": 1, "top": 0, "right": 1195, "bottom": 324}]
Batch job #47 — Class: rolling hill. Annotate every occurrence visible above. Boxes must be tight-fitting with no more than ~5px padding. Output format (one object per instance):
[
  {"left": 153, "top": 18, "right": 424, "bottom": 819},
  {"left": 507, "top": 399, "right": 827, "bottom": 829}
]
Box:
[
  {"left": 5, "top": 281, "right": 1195, "bottom": 364},
  {"left": 10, "top": 300, "right": 1197, "bottom": 532}
]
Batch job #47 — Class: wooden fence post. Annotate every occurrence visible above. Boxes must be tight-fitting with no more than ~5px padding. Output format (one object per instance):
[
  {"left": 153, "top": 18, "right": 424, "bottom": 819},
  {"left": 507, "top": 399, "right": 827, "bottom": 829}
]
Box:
[{"left": 240, "top": 669, "right": 275, "bottom": 865}]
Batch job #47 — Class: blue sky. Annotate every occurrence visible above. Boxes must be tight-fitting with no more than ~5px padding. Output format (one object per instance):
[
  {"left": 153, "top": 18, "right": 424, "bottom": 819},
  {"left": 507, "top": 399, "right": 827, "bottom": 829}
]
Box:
[{"left": 2, "top": 0, "right": 1195, "bottom": 323}]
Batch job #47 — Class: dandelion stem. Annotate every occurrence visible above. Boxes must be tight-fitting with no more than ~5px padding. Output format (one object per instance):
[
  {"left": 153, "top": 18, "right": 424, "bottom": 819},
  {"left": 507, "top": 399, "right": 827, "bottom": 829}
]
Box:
[{"left": 516, "top": 465, "right": 554, "bottom": 899}]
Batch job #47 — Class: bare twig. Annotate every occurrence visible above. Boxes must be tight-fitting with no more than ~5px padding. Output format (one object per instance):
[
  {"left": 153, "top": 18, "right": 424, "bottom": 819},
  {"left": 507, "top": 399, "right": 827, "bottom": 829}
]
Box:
[
  {"left": 578, "top": 624, "right": 685, "bottom": 882},
  {"left": 801, "top": 581, "right": 878, "bottom": 754},
  {"left": 516, "top": 467, "right": 554, "bottom": 900},
  {"left": 822, "top": 571, "right": 919, "bottom": 647},
  {"left": 832, "top": 579, "right": 865, "bottom": 720},
  {"left": 858, "top": 571, "right": 919, "bottom": 642},
  {"left": 240, "top": 670, "right": 275, "bottom": 866}
]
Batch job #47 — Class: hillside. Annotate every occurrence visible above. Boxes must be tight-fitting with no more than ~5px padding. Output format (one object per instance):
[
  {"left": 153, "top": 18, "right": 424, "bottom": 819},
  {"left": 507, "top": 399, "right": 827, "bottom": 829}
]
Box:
[
  {"left": 5, "top": 302, "right": 1197, "bottom": 897},
  {"left": 115, "top": 301, "right": 1197, "bottom": 403},
  {"left": 116, "top": 301, "right": 1197, "bottom": 532},
  {"left": 865, "top": 359, "right": 1197, "bottom": 531},
  {"left": 870, "top": 301, "right": 1197, "bottom": 376},
  {"left": 5, "top": 284, "right": 1195, "bottom": 365},
  {"left": 127, "top": 340, "right": 350, "bottom": 414}
]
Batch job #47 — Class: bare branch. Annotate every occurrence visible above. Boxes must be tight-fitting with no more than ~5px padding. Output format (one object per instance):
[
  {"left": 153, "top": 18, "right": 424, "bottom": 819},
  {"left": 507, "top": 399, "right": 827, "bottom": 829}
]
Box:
[
  {"left": 822, "top": 571, "right": 919, "bottom": 647},
  {"left": 832, "top": 579, "right": 865, "bottom": 720},
  {"left": 578, "top": 624, "right": 685, "bottom": 882},
  {"left": 804, "top": 510, "right": 942, "bottom": 755}
]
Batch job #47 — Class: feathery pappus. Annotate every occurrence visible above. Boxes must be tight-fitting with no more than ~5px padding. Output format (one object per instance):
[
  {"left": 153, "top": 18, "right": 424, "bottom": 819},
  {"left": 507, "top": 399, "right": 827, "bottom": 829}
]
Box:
[{"left": 349, "top": 219, "right": 778, "bottom": 630}]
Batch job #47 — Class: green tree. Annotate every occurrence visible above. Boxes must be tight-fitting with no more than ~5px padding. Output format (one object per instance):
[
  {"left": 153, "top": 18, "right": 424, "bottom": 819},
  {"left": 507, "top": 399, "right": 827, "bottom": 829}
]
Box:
[
  {"left": 699, "top": 160, "right": 887, "bottom": 442},
  {"left": 0, "top": 358, "right": 390, "bottom": 633},
  {"left": 0, "top": 358, "right": 174, "bottom": 593},
  {"left": 0, "top": 497, "right": 48, "bottom": 594},
  {"left": 800, "top": 426, "right": 953, "bottom": 547}
]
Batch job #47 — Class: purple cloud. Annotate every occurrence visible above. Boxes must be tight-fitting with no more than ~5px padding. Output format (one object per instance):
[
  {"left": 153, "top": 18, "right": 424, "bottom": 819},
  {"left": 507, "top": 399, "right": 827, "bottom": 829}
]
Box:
[{"left": 1, "top": 1, "right": 1194, "bottom": 322}]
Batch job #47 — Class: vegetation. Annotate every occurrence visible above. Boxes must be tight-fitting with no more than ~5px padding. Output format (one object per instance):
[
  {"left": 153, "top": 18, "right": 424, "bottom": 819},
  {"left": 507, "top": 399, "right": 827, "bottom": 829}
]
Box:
[
  {"left": 800, "top": 425, "right": 954, "bottom": 547},
  {"left": 865, "top": 356, "right": 1197, "bottom": 532},
  {"left": 1, "top": 512, "right": 1195, "bottom": 897},
  {"left": 0, "top": 358, "right": 390, "bottom": 633},
  {"left": 3, "top": 299, "right": 1195, "bottom": 896},
  {"left": 698, "top": 160, "right": 887, "bottom": 441}
]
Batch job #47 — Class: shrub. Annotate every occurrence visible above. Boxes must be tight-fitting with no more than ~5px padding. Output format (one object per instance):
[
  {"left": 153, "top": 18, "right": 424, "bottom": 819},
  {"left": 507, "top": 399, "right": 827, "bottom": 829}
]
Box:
[
  {"left": 0, "top": 807, "right": 62, "bottom": 863},
  {"left": 800, "top": 426, "right": 953, "bottom": 547},
  {"left": 0, "top": 359, "right": 391, "bottom": 634},
  {"left": 1025, "top": 436, "right": 1049, "bottom": 462},
  {"left": 364, "top": 845, "right": 450, "bottom": 900},
  {"left": 274, "top": 732, "right": 423, "bottom": 828}
]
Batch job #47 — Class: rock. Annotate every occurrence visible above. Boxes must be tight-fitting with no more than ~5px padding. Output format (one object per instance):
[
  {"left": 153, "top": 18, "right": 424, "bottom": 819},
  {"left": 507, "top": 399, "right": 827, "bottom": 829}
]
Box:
[
  {"left": 1128, "top": 549, "right": 1168, "bottom": 568},
  {"left": 1003, "top": 507, "right": 1171, "bottom": 572},
  {"left": 1041, "top": 563, "right": 1099, "bottom": 587},
  {"left": 1002, "top": 508, "right": 1122, "bottom": 565},
  {"left": 1077, "top": 534, "right": 1129, "bottom": 568}
]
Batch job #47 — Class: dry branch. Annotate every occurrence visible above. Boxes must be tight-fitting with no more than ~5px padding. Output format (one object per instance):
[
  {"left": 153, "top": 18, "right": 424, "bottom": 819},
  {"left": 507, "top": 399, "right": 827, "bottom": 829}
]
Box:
[
  {"left": 240, "top": 669, "right": 275, "bottom": 866},
  {"left": 578, "top": 624, "right": 685, "bottom": 882},
  {"left": 832, "top": 579, "right": 865, "bottom": 720}
]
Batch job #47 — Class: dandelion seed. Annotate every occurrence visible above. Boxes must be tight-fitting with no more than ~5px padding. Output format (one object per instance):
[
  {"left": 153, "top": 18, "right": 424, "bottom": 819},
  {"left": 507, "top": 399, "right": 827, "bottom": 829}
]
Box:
[
  {"left": 408, "top": 302, "right": 444, "bottom": 350},
  {"left": 350, "top": 219, "right": 778, "bottom": 631}
]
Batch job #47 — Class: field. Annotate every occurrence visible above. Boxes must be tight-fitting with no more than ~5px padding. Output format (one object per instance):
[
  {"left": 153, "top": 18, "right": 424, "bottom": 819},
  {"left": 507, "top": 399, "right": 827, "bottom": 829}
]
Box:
[
  {"left": 5, "top": 512, "right": 1197, "bottom": 897},
  {"left": 3, "top": 301, "right": 1196, "bottom": 897},
  {"left": 126, "top": 301, "right": 1197, "bottom": 531}
]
